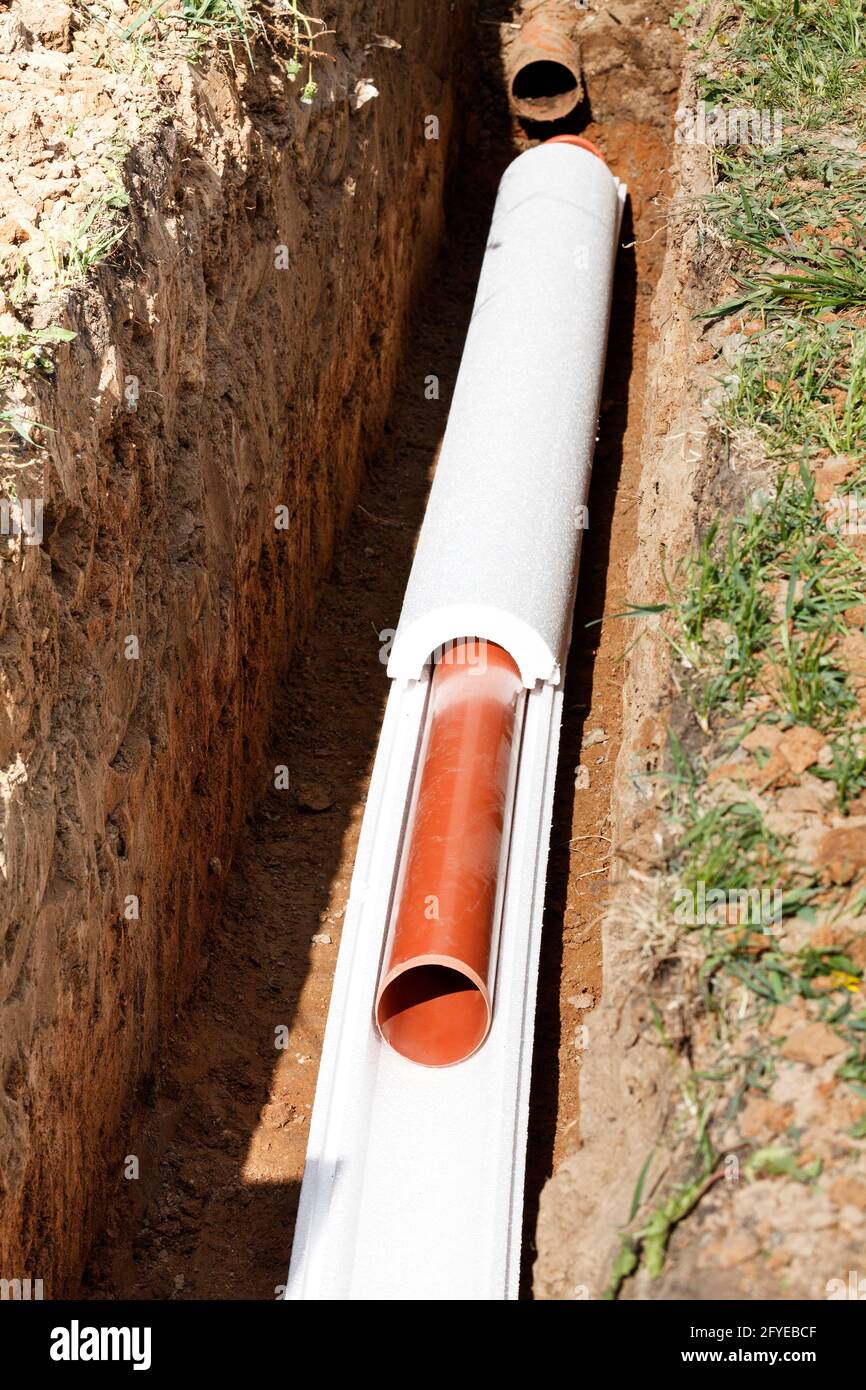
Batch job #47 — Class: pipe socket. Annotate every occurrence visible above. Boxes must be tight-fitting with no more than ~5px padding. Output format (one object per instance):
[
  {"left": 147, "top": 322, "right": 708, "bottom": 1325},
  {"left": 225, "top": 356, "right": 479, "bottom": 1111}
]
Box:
[{"left": 506, "top": 8, "right": 584, "bottom": 123}]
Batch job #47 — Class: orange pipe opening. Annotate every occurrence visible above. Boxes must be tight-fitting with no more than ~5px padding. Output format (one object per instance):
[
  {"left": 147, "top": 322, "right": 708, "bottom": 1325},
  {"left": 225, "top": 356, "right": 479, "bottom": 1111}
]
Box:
[
  {"left": 506, "top": 11, "right": 584, "bottom": 123},
  {"left": 545, "top": 133, "right": 608, "bottom": 166},
  {"left": 376, "top": 640, "right": 523, "bottom": 1067}
]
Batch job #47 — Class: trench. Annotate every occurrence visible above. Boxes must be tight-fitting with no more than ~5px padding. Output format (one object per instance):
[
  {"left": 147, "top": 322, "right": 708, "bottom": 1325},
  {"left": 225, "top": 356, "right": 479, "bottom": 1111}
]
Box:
[{"left": 81, "top": 2, "right": 678, "bottom": 1300}]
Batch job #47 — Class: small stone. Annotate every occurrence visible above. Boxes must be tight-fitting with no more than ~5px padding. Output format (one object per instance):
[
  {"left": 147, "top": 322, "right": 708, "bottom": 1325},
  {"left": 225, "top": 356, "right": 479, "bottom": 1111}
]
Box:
[
  {"left": 813, "top": 455, "right": 856, "bottom": 503},
  {"left": 295, "top": 782, "right": 333, "bottom": 812},
  {"left": 568, "top": 991, "right": 594, "bottom": 1010},
  {"left": 707, "top": 760, "right": 748, "bottom": 784},
  {"left": 350, "top": 78, "right": 379, "bottom": 111},
  {"left": 768, "top": 1002, "right": 805, "bottom": 1038},
  {"left": 829, "top": 1176, "right": 866, "bottom": 1211},
  {"left": 311, "top": 933, "right": 332, "bottom": 945},
  {"left": 0, "top": 14, "right": 32, "bottom": 54},
  {"left": 775, "top": 775, "right": 834, "bottom": 815},
  {"left": 739, "top": 1095, "right": 792, "bottom": 1139},
  {"left": 715, "top": 1232, "right": 760, "bottom": 1269},
  {"left": 0, "top": 310, "right": 27, "bottom": 337},
  {"left": 17, "top": 0, "right": 72, "bottom": 51},
  {"left": 749, "top": 746, "right": 795, "bottom": 789},
  {"left": 583, "top": 727, "right": 606, "bottom": 748},
  {"left": 777, "top": 725, "right": 826, "bottom": 775},
  {"left": 741, "top": 722, "right": 783, "bottom": 753},
  {"left": 260, "top": 1100, "right": 293, "bottom": 1130},
  {"left": 838, "top": 630, "right": 866, "bottom": 679},
  {"left": 817, "top": 825, "right": 866, "bottom": 885},
  {"left": 781, "top": 1021, "right": 847, "bottom": 1067},
  {"left": 173, "top": 1273, "right": 185, "bottom": 1291}
]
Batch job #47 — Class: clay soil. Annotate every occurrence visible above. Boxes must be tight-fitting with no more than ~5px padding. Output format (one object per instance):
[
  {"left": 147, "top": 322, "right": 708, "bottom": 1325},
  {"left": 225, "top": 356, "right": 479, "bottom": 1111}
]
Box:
[{"left": 83, "top": 1, "right": 680, "bottom": 1299}]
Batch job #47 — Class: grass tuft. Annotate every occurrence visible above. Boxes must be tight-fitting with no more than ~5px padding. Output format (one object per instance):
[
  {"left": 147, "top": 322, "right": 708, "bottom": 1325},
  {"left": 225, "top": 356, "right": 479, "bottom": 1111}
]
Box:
[{"left": 700, "top": 0, "right": 866, "bottom": 133}]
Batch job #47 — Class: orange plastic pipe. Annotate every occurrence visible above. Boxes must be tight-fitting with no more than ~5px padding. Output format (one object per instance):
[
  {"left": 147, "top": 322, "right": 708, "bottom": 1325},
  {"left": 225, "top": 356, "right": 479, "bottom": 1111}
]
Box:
[
  {"left": 545, "top": 133, "right": 608, "bottom": 166},
  {"left": 375, "top": 640, "right": 523, "bottom": 1067},
  {"left": 506, "top": 9, "right": 584, "bottom": 123}
]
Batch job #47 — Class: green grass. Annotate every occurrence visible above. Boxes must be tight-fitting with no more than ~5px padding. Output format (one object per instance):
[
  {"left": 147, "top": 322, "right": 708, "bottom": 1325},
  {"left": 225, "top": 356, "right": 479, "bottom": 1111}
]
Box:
[
  {"left": 669, "top": 112, "right": 866, "bottom": 738},
  {"left": 699, "top": 0, "right": 866, "bottom": 133},
  {"left": 75, "top": 0, "right": 260, "bottom": 73},
  {"left": 669, "top": 797, "right": 798, "bottom": 1016},
  {"left": 77, "top": 2, "right": 332, "bottom": 98},
  {"left": 671, "top": 0, "right": 711, "bottom": 29},
  {"left": 604, "top": 0, "right": 866, "bottom": 1301},
  {"left": 661, "top": 752, "right": 866, "bottom": 1021},
  {"left": 45, "top": 187, "right": 131, "bottom": 286},
  {"left": 667, "top": 0, "right": 866, "bottom": 1027},
  {"left": 817, "top": 731, "right": 866, "bottom": 809},
  {"left": 709, "top": 244, "right": 866, "bottom": 318},
  {"left": 660, "top": 474, "right": 862, "bottom": 733},
  {"left": 0, "top": 326, "right": 76, "bottom": 446},
  {"left": 158, "top": 1, "right": 258, "bottom": 63},
  {"left": 703, "top": 140, "right": 866, "bottom": 247},
  {"left": 698, "top": 141, "right": 866, "bottom": 463},
  {"left": 719, "top": 320, "right": 866, "bottom": 462},
  {"left": 700, "top": 140, "right": 866, "bottom": 318},
  {"left": 673, "top": 799, "right": 784, "bottom": 899}
]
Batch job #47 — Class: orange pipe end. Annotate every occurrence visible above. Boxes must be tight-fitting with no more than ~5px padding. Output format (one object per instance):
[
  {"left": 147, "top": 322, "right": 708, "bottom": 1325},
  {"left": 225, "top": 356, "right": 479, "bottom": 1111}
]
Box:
[
  {"left": 376, "top": 640, "right": 523, "bottom": 1067},
  {"left": 506, "top": 11, "right": 584, "bottom": 123},
  {"left": 545, "top": 133, "right": 608, "bottom": 167}
]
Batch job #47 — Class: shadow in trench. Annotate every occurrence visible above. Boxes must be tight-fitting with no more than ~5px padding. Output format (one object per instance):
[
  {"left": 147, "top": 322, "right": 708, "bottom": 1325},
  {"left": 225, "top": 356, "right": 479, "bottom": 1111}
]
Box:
[{"left": 519, "top": 200, "right": 638, "bottom": 1298}]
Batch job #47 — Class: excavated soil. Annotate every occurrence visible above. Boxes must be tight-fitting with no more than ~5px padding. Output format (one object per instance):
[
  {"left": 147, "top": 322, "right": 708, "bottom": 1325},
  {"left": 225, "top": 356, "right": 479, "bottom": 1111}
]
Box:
[{"left": 80, "top": 0, "right": 683, "bottom": 1299}]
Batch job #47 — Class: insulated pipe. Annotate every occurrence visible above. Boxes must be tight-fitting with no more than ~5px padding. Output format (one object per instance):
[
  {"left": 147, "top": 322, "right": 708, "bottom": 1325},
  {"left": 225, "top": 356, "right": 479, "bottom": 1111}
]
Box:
[
  {"left": 506, "top": 7, "right": 584, "bottom": 123},
  {"left": 388, "top": 140, "right": 625, "bottom": 689},
  {"left": 376, "top": 641, "right": 523, "bottom": 1067}
]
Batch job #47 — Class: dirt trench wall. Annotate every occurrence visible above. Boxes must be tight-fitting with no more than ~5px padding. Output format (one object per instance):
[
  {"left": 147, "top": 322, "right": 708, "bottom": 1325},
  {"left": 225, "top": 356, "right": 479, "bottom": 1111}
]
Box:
[
  {"left": 533, "top": 134, "right": 713, "bottom": 1295},
  {"left": 0, "top": 1, "right": 465, "bottom": 1294}
]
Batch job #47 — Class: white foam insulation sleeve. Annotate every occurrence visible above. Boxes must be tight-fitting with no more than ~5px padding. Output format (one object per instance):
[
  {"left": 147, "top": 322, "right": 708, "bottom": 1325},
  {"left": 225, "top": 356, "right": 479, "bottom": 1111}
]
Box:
[{"left": 388, "top": 142, "right": 626, "bottom": 689}]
